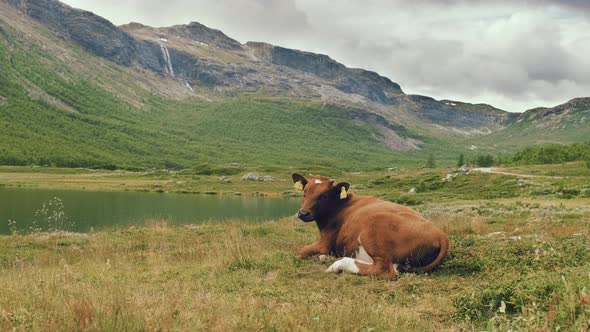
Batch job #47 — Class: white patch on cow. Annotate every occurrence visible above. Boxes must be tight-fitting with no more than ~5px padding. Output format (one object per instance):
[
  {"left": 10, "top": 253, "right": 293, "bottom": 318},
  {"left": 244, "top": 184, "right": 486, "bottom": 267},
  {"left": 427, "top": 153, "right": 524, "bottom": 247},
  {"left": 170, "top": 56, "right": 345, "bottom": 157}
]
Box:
[
  {"left": 325, "top": 258, "right": 359, "bottom": 274},
  {"left": 314, "top": 179, "right": 322, "bottom": 184},
  {"left": 355, "top": 245, "right": 374, "bottom": 264}
]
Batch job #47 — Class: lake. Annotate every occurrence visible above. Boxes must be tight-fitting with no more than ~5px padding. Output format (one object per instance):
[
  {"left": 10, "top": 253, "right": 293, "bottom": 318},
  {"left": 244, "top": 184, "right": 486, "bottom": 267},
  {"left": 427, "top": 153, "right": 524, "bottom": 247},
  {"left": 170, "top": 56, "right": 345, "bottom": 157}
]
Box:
[{"left": 0, "top": 187, "right": 301, "bottom": 234}]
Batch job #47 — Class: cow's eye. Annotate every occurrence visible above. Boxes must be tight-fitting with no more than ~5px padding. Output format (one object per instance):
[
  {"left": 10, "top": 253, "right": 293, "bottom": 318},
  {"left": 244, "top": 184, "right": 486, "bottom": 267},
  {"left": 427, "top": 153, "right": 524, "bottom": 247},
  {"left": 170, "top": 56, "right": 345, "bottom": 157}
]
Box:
[{"left": 320, "top": 194, "right": 328, "bottom": 200}]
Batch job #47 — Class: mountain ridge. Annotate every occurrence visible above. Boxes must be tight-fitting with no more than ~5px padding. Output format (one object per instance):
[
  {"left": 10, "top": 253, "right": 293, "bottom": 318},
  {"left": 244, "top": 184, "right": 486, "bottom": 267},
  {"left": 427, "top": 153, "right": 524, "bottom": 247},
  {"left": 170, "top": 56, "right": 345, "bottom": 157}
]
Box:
[{"left": 1, "top": 0, "right": 589, "bottom": 170}]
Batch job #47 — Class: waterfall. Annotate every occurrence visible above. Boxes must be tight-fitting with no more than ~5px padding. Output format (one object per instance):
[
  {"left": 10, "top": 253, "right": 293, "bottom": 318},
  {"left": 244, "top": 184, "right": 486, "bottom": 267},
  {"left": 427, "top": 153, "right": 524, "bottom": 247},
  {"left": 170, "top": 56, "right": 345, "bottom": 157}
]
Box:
[
  {"left": 160, "top": 45, "right": 174, "bottom": 77},
  {"left": 164, "top": 47, "right": 174, "bottom": 76}
]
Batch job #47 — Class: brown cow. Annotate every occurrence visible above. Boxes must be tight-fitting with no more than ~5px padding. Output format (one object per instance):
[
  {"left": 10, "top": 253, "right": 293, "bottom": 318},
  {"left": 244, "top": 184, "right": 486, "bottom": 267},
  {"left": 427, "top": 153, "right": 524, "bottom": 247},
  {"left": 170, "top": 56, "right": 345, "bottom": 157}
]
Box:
[{"left": 292, "top": 173, "right": 449, "bottom": 279}]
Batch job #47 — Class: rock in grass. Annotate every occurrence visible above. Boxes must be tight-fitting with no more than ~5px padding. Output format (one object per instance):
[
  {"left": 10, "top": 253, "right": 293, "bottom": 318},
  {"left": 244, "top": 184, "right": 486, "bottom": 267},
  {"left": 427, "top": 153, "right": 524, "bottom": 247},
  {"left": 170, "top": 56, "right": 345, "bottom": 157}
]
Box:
[
  {"left": 240, "top": 173, "right": 273, "bottom": 182},
  {"left": 241, "top": 173, "right": 260, "bottom": 181},
  {"left": 458, "top": 165, "right": 470, "bottom": 175}
]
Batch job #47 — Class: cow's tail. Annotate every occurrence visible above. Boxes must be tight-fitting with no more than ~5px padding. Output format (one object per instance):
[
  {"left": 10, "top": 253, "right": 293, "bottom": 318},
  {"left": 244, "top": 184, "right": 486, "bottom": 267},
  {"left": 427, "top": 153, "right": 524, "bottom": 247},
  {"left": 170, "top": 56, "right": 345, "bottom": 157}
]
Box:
[{"left": 410, "top": 234, "right": 449, "bottom": 273}]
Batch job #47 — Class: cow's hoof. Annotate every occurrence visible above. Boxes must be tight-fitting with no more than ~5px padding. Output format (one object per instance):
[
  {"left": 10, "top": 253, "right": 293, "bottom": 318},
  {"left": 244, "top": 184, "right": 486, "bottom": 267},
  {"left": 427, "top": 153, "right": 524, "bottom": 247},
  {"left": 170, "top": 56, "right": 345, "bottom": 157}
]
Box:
[{"left": 318, "top": 254, "right": 331, "bottom": 262}]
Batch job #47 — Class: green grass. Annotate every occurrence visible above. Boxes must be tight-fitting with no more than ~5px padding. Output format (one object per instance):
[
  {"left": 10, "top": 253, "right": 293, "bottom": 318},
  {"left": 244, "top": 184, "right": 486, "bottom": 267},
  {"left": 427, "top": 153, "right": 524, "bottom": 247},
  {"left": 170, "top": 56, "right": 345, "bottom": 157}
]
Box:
[
  {"left": 0, "top": 203, "right": 588, "bottom": 331},
  {"left": 0, "top": 87, "right": 430, "bottom": 170},
  {"left": 3, "top": 163, "right": 590, "bottom": 201},
  {"left": 2, "top": 162, "right": 590, "bottom": 330}
]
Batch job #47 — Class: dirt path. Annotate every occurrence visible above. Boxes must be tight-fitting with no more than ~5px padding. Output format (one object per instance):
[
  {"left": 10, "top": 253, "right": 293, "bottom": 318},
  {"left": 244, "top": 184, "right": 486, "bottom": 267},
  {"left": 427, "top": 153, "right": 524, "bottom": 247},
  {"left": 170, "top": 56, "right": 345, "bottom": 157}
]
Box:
[{"left": 473, "top": 167, "right": 563, "bottom": 178}]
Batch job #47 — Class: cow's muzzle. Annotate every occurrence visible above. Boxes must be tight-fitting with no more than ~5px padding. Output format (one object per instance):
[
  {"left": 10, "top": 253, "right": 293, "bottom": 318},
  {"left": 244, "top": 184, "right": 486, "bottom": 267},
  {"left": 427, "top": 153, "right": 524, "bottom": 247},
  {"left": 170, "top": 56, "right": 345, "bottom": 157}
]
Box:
[{"left": 297, "top": 210, "right": 314, "bottom": 222}]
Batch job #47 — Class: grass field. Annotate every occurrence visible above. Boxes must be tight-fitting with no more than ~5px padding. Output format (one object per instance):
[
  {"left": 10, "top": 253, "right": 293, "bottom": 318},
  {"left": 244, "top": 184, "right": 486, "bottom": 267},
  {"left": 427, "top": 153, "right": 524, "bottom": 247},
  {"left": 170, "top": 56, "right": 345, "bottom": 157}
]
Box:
[
  {"left": 1, "top": 164, "right": 590, "bottom": 330},
  {"left": 0, "top": 203, "right": 588, "bottom": 331}
]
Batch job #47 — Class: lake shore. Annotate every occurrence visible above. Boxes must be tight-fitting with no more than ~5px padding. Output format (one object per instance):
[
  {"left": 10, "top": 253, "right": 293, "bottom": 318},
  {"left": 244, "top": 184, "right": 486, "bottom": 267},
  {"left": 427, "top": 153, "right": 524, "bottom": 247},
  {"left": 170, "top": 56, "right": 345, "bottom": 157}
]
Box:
[
  {"left": 0, "top": 166, "right": 289, "bottom": 197},
  {"left": 2, "top": 162, "right": 590, "bottom": 201},
  {"left": 1, "top": 203, "right": 589, "bottom": 331}
]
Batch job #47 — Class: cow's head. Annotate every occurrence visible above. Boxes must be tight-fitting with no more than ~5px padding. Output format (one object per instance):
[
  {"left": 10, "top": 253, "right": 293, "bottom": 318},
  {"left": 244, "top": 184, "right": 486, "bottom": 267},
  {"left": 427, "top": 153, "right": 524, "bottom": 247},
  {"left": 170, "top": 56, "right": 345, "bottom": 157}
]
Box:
[{"left": 291, "top": 173, "right": 350, "bottom": 222}]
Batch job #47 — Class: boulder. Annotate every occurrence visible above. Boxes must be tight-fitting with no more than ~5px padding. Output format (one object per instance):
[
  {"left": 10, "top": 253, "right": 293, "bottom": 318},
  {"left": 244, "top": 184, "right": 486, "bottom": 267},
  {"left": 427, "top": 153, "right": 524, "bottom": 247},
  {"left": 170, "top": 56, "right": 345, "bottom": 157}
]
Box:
[
  {"left": 241, "top": 173, "right": 260, "bottom": 181},
  {"left": 240, "top": 173, "right": 273, "bottom": 182},
  {"left": 260, "top": 175, "right": 274, "bottom": 182},
  {"left": 458, "top": 165, "right": 470, "bottom": 175}
]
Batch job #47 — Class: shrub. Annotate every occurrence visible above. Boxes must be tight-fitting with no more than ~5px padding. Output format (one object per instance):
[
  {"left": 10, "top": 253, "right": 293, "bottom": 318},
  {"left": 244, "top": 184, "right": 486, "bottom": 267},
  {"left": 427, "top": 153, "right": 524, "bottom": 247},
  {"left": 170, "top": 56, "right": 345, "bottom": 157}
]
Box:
[
  {"left": 457, "top": 153, "right": 465, "bottom": 167},
  {"left": 475, "top": 154, "right": 495, "bottom": 167},
  {"left": 393, "top": 195, "right": 423, "bottom": 206}
]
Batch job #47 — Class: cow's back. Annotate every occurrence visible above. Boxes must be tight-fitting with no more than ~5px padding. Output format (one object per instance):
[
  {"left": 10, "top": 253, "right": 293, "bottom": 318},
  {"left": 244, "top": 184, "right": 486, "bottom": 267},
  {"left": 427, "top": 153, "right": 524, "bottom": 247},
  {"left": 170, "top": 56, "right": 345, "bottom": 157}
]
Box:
[
  {"left": 335, "top": 195, "right": 440, "bottom": 253},
  {"left": 340, "top": 195, "right": 427, "bottom": 225}
]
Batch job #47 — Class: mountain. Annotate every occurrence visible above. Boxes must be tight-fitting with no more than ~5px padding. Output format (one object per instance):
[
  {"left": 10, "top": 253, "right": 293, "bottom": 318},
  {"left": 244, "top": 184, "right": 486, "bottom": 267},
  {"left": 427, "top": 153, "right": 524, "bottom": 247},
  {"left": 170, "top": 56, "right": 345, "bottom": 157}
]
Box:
[
  {"left": 474, "top": 98, "right": 590, "bottom": 152},
  {"left": 0, "top": 0, "right": 588, "bottom": 170},
  {"left": 117, "top": 18, "right": 518, "bottom": 135}
]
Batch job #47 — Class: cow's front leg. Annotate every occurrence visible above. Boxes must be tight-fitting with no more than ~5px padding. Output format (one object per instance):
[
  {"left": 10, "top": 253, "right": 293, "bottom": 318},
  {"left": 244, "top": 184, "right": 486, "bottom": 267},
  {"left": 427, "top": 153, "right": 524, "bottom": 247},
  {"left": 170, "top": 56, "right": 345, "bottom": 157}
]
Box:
[{"left": 299, "top": 242, "right": 328, "bottom": 259}]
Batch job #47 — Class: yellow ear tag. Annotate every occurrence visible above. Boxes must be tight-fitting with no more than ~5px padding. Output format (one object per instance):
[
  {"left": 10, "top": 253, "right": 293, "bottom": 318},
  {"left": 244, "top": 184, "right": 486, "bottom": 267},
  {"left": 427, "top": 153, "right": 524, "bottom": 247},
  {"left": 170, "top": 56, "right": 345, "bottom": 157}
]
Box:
[
  {"left": 294, "top": 181, "right": 303, "bottom": 191},
  {"left": 340, "top": 187, "right": 348, "bottom": 199}
]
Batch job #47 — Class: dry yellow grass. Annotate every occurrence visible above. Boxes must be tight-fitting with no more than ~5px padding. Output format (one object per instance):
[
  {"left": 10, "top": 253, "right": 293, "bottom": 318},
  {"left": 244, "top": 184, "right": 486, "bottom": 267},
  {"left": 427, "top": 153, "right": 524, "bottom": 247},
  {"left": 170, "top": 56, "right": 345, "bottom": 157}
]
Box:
[
  {"left": 1, "top": 165, "right": 590, "bottom": 330},
  {"left": 1, "top": 202, "right": 589, "bottom": 331}
]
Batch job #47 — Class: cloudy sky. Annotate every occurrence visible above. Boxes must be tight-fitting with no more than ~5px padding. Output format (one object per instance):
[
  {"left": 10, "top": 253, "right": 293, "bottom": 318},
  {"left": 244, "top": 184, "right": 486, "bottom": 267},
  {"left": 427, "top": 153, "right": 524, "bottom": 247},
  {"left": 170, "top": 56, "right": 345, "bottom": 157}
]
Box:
[{"left": 62, "top": 0, "right": 590, "bottom": 112}]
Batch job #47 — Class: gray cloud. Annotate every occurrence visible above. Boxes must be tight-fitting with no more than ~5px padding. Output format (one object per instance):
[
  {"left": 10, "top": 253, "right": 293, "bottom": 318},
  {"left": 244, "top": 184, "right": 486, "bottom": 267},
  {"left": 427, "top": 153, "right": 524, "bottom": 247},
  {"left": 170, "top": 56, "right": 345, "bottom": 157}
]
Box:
[
  {"left": 63, "top": 0, "right": 311, "bottom": 42},
  {"left": 416, "top": 0, "right": 590, "bottom": 9},
  {"left": 62, "top": 0, "right": 590, "bottom": 112}
]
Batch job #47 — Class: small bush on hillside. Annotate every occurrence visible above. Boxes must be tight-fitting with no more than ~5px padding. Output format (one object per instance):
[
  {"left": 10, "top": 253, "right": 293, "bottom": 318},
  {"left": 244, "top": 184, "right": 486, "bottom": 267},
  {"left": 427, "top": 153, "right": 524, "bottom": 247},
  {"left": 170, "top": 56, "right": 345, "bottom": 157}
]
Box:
[
  {"left": 511, "top": 142, "right": 590, "bottom": 165},
  {"left": 393, "top": 195, "right": 423, "bottom": 206},
  {"left": 475, "top": 154, "right": 495, "bottom": 167},
  {"left": 457, "top": 153, "right": 465, "bottom": 167}
]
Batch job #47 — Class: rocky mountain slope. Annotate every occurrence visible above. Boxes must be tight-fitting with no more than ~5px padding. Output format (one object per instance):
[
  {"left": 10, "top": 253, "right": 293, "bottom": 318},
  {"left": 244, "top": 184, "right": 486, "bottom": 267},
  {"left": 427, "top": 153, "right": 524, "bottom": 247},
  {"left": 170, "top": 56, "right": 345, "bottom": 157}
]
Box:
[
  {"left": 519, "top": 98, "right": 590, "bottom": 126},
  {"left": 476, "top": 98, "right": 590, "bottom": 150},
  {"left": 119, "top": 19, "right": 520, "bottom": 136},
  {"left": 4, "top": 0, "right": 517, "bottom": 130},
  {"left": 1, "top": 0, "right": 588, "bottom": 169}
]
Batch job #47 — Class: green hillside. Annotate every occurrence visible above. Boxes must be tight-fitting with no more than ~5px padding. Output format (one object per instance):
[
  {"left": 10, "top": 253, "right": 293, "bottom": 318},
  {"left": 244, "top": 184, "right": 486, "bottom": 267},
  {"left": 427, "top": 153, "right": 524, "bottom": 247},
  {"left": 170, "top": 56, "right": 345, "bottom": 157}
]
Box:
[
  {"left": 474, "top": 99, "right": 590, "bottom": 153},
  {"left": 0, "top": 8, "right": 480, "bottom": 171},
  {"left": 1, "top": 0, "right": 589, "bottom": 172},
  {"left": 0, "top": 23, "right": 432, "bottom": 170}
]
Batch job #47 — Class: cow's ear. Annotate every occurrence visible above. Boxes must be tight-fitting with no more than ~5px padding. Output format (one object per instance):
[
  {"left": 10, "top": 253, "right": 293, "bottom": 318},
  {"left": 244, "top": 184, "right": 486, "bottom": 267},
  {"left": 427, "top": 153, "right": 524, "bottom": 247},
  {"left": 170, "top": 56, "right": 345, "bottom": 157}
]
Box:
[
  {"left": 292, "top": 173, "right": 308, "bottom": 191},
  {"left": 333, "top": 182, "right": 350, "bottom": 200}
]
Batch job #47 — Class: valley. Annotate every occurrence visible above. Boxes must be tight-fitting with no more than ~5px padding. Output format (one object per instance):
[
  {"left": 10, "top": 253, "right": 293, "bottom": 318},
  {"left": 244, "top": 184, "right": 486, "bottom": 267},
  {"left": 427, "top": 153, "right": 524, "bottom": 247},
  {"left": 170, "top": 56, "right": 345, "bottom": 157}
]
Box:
[
  {"left": 1, "top": 0, "right": 589, "bottom": 330},
  {"left": 1, "top": 0, "right": 589, "bottom": 171}
]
